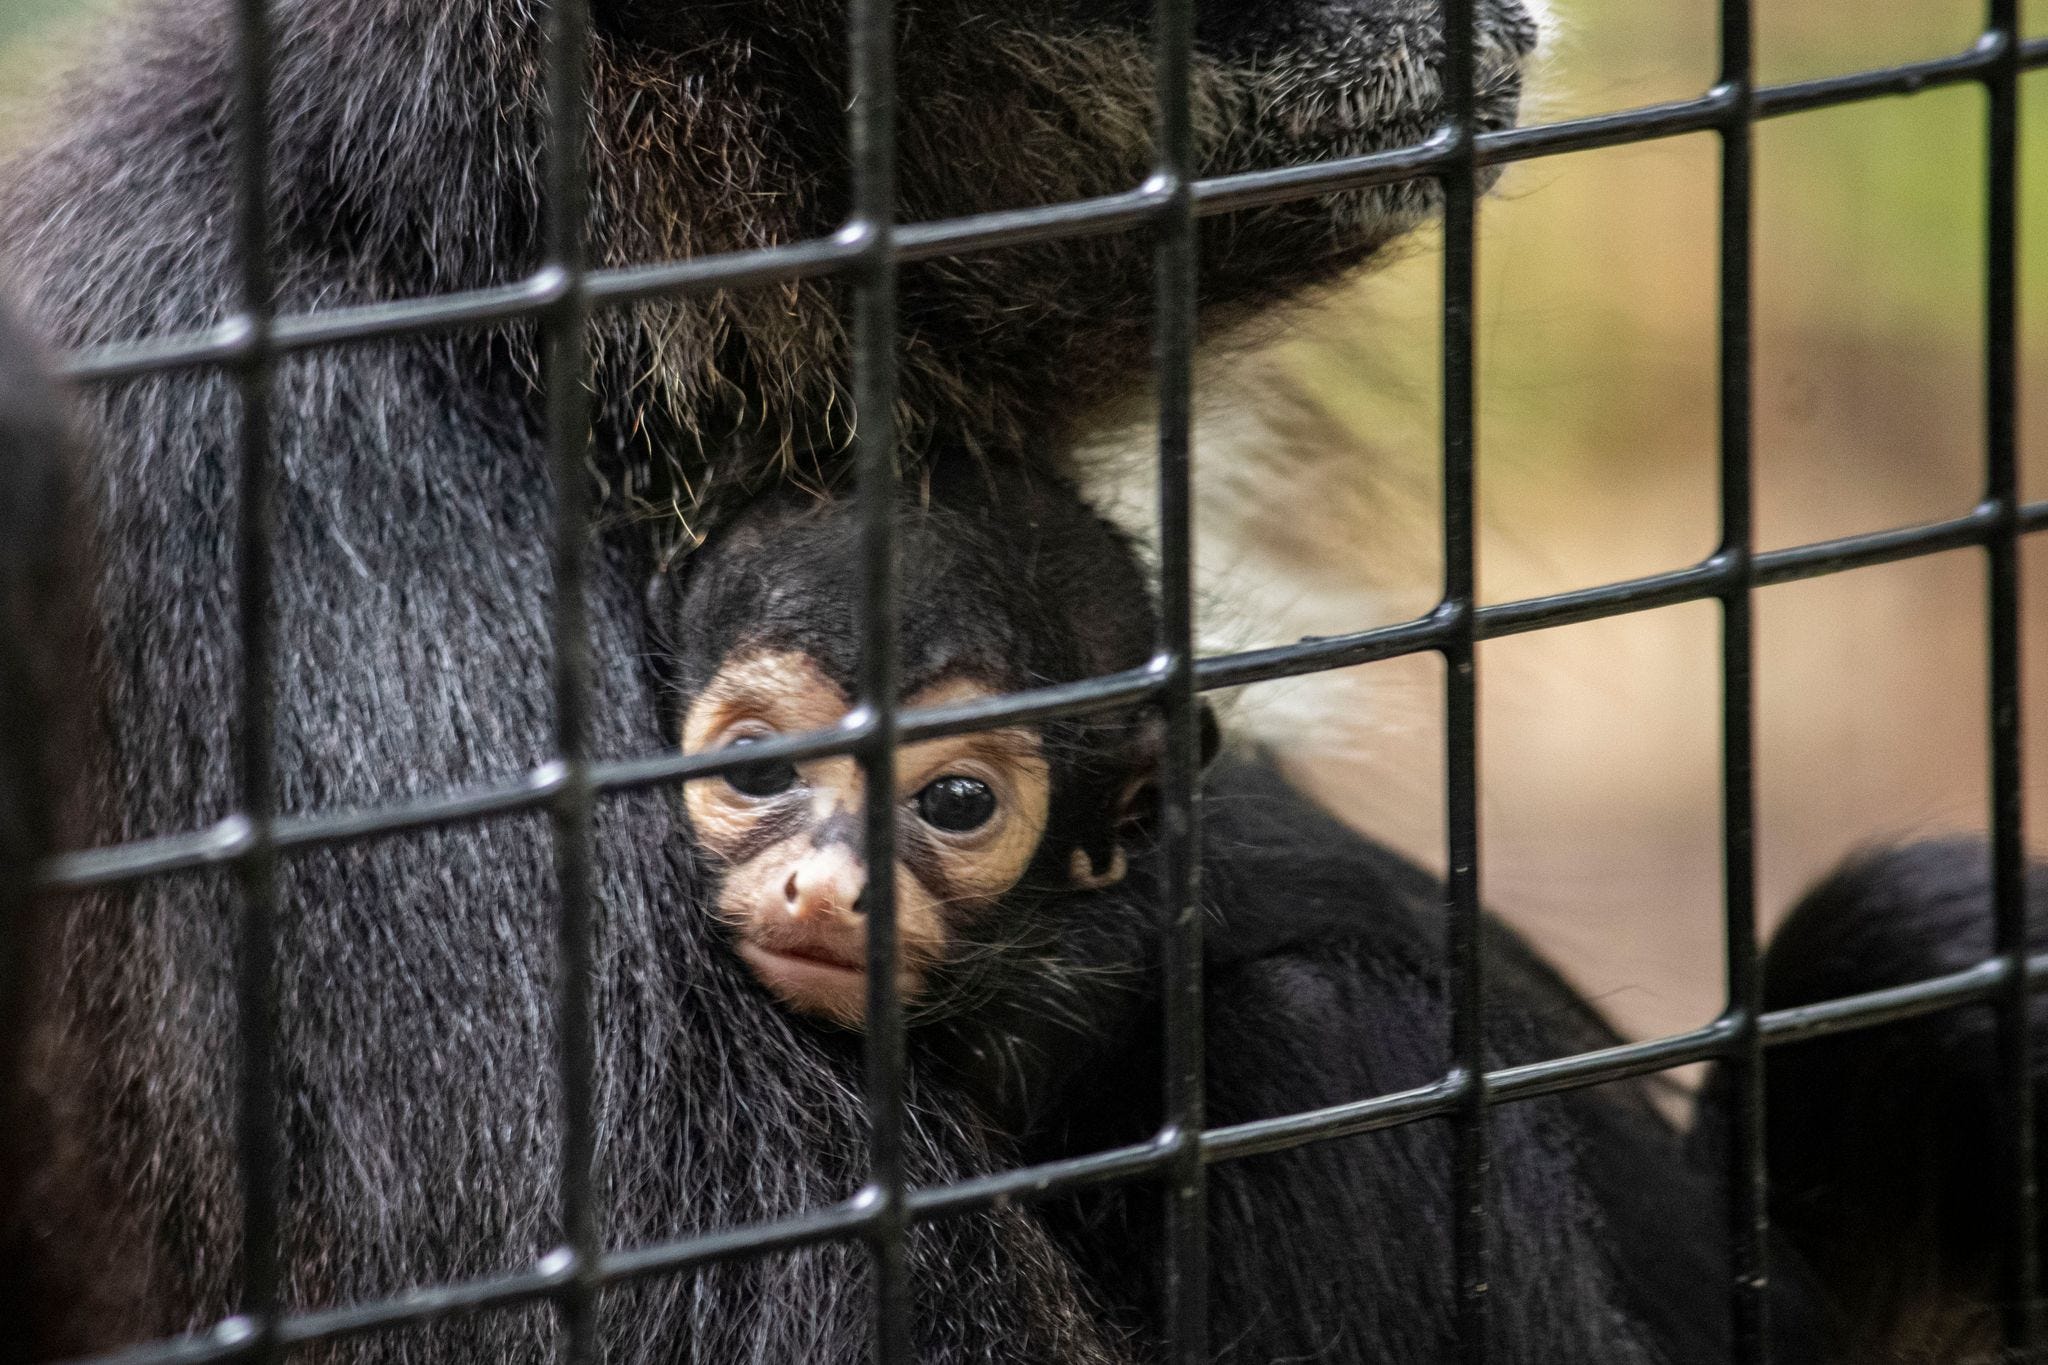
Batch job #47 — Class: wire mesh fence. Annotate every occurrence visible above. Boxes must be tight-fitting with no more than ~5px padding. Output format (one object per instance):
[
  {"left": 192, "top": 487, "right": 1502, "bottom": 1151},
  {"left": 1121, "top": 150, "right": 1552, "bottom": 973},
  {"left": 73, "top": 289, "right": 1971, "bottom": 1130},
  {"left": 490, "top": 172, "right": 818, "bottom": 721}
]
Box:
[{"left": 22, "top": 0, "right": 2048, "bottom": 1361}]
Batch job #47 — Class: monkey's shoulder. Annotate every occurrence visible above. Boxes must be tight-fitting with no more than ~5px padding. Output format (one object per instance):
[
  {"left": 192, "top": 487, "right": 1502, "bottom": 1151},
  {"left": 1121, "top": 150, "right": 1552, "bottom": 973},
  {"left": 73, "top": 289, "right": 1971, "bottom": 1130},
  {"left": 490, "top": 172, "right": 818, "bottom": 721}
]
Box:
[
  {"left": 1196, "top": 757, "right": 1630, "bottom": 1064},
  {"left": 1197, "top": 754, "right": 1445, "bottom": 970}
]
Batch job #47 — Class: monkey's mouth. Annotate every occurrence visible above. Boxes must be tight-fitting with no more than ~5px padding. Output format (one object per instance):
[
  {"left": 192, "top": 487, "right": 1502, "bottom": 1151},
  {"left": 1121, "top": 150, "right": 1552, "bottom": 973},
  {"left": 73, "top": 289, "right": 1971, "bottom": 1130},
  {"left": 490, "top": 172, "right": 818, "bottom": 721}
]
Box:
[
  {"left": 743, "top": 939, "right": 865, "bottom": 978},
  {"left": 737, "top": 938, "right": 928, "bottom": 1024}
]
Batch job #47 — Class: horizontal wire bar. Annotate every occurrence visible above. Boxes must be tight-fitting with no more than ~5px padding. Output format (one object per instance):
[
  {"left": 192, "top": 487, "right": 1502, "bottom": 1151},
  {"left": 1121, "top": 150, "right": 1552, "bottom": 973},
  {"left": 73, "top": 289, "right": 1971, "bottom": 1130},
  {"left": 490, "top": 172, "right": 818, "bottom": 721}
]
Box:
[
  {"left": 1755, "top": 503, "right": 2002, "bottom": 583},
  {"left": 41, "top": 504, "right": 2045, "bottom": 893},
  {"left": 1487, "top": 1019, "right": 1737, "bottom": 1102},
  {"left": 277, "top": 1264, "right": 571, "bottom": 1351},
  {"left": 1475, "top": 561, "right": 1731, "bottom": 640},
  {"left": 1193, "top": 126, "right": 1461, "bottom": 216},
  {"left": 898, "top": 185, "right": 1170, "bottom": 260},
  {"left": 1203, "top": 1024, "right": 1747, "bottom": 1164},
  {"left": 59, "top": 276, "right": 568, "bottom": 383},
  {"left": 1202, "top": 954, "right": 2048, "bottom": 1165},
  {"left": 60, "top": 946, "right": 2048, "bottom": 1365},
  {"left": 1756, "top": 33, "right": 2004, "bottom": 118},
  {"left": 52, "top": 36, "right": 2048, "bottom": 385},
  {"left": 904, "top": 1131, "right": 1173, "bottom": 1221},
  {"left": 597, "top": 1200, "right": 878, "bottom": 1290},
  {"left": 1197, "top": 610, "right": 1457, "bottom": 692},
  {"left": 1201, "top": 1075, "right": 1465, "bottom": 1162},
  {"left": 47, "top": 1330, "right": 252, "bottom": 1365},
  {"left": 1758, "top": 957, "right": 2016, "bottom": 1045},
  {"left": 40, "top": 666, "right": 1166, "bottom": 891},
  {"left": 1207, "top": 501, "right": 2023, "bottom": 689}
]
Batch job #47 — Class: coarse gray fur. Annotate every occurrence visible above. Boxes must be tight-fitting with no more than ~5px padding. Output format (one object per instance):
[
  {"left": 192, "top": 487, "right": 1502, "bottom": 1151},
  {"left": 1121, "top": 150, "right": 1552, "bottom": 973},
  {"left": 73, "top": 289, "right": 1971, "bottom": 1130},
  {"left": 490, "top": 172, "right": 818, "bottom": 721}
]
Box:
[{"left": 0, "top": 0, "right": 1534, "bottom": 1358}]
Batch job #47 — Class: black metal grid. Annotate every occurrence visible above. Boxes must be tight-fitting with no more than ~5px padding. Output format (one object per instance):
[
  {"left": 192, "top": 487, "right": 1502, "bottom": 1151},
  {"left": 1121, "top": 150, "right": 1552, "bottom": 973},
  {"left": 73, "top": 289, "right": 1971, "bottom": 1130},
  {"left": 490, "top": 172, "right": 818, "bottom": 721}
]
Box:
[{"left": 27, "top": 0, "right": 2048, "bottom": 1360}]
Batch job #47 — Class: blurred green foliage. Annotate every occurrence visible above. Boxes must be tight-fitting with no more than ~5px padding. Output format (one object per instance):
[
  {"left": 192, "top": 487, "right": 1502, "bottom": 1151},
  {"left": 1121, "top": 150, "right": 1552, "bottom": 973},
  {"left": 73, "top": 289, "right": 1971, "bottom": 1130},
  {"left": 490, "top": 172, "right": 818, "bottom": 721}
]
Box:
[
  {"left": 0, "top": 0, "right": 95, "bottom": 118},
  {"left": 1264, "top": 0, "right": 2048, "bottom": 601},
  {"left": 0, "top": 0, "right": 72, "bottom": 45}
]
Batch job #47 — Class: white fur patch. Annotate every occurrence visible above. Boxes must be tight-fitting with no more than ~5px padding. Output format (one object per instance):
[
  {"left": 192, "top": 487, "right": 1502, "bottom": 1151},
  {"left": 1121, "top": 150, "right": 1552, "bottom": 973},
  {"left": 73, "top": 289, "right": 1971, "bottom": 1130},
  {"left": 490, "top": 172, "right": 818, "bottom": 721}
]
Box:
[
  {"left": 1515, "top": 0, "right": 1569, "bottom": 127},
  {"left": 1075, "top": 351, "right": 1437, "bottom": 768},
  {"left": 1072, "top": 0, "right": 1557, "bottom": 772}
]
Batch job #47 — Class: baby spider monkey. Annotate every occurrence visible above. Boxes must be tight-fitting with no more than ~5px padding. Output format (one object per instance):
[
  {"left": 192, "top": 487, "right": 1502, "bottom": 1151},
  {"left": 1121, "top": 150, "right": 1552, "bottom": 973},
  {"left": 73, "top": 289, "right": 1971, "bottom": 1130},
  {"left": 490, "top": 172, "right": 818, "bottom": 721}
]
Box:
[
  {"left": 652, "top": 461, "right": 1204, "bottom": 1046},
  {"left": 651, "top": 461, "right": 1847, "bottom": 1365}
]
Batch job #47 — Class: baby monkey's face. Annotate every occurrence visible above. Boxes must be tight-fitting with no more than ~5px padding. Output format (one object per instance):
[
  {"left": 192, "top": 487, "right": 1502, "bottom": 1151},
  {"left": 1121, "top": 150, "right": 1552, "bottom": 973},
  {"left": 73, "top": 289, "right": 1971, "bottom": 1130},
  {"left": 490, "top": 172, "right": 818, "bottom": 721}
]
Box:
[{"left": 682, "top": 648, "right": 1074, "bottom": 1028}]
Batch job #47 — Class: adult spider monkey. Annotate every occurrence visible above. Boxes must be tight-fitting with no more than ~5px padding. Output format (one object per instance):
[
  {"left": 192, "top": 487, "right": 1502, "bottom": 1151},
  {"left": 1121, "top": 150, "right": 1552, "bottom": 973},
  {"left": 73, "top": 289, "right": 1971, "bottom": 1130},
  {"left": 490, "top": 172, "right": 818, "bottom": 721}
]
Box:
[{"left": 0, "top": 0, "right": 1540, "bottom": 1356}]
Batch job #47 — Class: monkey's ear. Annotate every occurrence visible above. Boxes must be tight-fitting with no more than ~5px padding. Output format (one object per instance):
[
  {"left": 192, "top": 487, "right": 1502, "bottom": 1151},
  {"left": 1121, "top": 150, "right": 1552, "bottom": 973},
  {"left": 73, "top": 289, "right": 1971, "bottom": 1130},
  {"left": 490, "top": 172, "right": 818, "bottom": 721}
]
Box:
[
  {"left": 1068, "top": 844, "right": 1129, "bottom": 892},
  {"left": 1068, "top": 703, "right": 1223, "bottom": 892}
]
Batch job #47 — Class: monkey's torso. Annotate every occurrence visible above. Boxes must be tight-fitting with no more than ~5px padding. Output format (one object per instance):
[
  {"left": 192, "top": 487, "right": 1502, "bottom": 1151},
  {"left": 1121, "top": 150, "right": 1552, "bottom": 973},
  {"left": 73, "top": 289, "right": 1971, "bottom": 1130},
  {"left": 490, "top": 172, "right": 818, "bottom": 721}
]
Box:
[{"left": 1009, "top": 756, "right": 1824, "bottom": 1365}]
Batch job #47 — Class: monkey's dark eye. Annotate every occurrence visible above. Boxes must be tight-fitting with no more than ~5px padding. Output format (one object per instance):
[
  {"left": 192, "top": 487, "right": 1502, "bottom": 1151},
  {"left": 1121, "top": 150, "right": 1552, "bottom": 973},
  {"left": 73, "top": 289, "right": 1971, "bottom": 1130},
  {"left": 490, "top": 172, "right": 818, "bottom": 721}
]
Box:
[
  {"left": 722, "top": 737, "right": 798, "bottom": 798},
  {"left": 916, "top": 775, "right": 998, "bottom": 833}
]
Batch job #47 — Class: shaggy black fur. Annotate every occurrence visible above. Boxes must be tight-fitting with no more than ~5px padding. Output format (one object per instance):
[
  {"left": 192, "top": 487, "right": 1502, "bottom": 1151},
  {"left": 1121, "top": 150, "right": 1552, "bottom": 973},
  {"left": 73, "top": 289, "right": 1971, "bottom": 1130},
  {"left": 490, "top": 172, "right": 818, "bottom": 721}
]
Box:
[
  {"left": 1027, "top": 757, "right": 1826, "bottom": 1365},
  {"left": 0, "top": 0, "right": 1537, "bottom": 1357},
  {"left": 1714, "top": 837, "right": 2048, "bottom": 1363},
  {"left": 0, "top": 301, "right": 76, "bottom": 1163},
  {"left": 0, "top": 299, "right": 108, "bottom": 1365}
]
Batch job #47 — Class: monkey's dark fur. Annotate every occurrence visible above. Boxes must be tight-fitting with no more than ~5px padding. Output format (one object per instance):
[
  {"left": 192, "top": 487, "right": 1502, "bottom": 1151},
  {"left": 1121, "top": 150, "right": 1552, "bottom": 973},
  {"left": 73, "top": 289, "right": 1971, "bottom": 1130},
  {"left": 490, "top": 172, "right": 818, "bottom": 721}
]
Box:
[
  {"left": 0, "top": 300, "right": 111, "bottom": 1365},
  {"left": 0, "top": 303, "right": 79, "bottom": 1162},
  {"left": 7, "top": 0, "right": 1538, "bottom": 521},
  {"left": 0, "top": 0, "right": 1536, "bottom": 1355},
  {"left": 998, "top": 757, "right": 1825, "bottom": 1365},
  {"left": 1710, "top": 838, "right": 2048, "bottom": 1363}
]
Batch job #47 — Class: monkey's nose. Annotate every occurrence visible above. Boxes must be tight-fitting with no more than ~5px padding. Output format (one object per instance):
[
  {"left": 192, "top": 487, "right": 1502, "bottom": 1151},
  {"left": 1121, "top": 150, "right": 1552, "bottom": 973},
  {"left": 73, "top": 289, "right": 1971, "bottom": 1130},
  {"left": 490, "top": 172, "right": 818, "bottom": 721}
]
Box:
[{"left": 782, "top": 851, "right": 866, "bottom": 923}]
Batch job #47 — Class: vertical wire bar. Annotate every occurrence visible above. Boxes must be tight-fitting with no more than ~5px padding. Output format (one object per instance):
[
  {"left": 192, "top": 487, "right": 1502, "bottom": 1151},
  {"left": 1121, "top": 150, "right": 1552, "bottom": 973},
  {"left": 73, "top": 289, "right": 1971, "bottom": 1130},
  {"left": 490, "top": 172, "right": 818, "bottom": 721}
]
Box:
[
  {"left": 539, "top": 0, "right": 601, "bottom": 1359},
  {"left": 1983, "top": 0, "right": 2039, "bottom": 1348},
  {"left": 846, "top": 0, "right": 907, "bottom": 1351},
  {"left": 1714, "top": 0, "right": 1766, "bottom": 1357},
  {"left": 1439, "top": 0, "right": 1488, "bottom": 1358},
  {"left": 227, "top": 0, "right": 282, "bottom": 1349},
  {"left": 1149, "top": 0, "right": 1204, "bottom": 1350}
]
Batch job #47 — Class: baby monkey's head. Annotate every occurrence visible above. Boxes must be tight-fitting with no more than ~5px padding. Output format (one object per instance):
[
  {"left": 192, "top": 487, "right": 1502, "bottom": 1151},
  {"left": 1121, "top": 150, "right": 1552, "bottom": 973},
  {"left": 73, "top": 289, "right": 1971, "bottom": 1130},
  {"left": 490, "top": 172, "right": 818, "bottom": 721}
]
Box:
[{"left": 657, "top": 463, "right": 1176, "bottom": 1028}]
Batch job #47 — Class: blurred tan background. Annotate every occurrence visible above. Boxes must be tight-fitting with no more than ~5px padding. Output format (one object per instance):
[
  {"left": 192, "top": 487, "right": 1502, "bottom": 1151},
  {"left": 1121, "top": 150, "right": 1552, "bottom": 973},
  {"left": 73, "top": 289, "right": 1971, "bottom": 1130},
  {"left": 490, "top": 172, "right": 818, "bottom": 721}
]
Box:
[
  {"left": 2, "top": 0, "right": 2045, "bottom": 1047},
  {"left": 1215, "top": 0, "right": 2048, "bottom": 1044}
]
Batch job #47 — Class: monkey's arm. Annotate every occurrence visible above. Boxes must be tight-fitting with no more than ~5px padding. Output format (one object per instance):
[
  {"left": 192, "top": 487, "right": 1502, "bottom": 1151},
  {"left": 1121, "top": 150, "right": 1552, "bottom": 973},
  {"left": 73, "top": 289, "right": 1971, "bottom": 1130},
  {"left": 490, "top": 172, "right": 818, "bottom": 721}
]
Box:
[{"left": 1037, "top": 757, "right": 1810, "bottom": 1365}]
